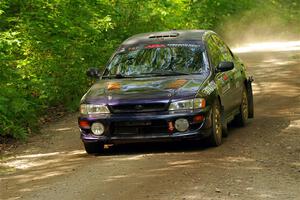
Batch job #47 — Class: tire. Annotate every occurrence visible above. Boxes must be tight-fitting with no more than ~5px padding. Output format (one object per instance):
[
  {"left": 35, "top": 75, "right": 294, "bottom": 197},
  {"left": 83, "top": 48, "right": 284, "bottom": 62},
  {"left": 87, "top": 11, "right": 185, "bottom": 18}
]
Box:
[
  {"left": 220, "top": 105, "right": 229, "bottom": 137},
  {"left": 246, "top": 79, "right": 254, "bottom": 118},
  {"left": 234, "top": 86, "right": 249, "bottom": 127},
  {"left": 84, "top": 142, "right": 104, "bottom": 154},
  {"left": 207, "top": 100, "right": 223, "bottom": 146},
  {"left": 222, "top": 121, "right": 229, "bottom": 137}
]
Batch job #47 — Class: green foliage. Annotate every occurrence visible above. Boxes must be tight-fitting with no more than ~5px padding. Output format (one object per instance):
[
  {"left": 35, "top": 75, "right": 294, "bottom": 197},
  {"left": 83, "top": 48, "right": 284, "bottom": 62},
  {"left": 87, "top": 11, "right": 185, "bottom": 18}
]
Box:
[{"left": 0, "top": 0, "right": 299, "bottom": 140}]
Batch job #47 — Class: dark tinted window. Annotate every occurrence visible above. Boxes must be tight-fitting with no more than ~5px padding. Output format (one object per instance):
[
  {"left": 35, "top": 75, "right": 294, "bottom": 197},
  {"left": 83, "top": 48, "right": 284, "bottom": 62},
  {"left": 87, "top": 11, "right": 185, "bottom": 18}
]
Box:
[
  {"left": 206, "top": 35, "right": 234, "bottom": 68},
  {"left": 206, "top": 36, "right": 222, "bottom": 67},
  {"left": 212, "top": 35, "right": 234, "bottom": 62}
]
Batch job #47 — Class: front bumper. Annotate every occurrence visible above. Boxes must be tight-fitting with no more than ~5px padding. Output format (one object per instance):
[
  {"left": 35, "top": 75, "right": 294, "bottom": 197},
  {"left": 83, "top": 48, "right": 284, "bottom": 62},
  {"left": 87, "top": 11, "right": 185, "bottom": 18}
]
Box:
[{"left": 79, "top": 108, "right": 212, "bottom": 144}]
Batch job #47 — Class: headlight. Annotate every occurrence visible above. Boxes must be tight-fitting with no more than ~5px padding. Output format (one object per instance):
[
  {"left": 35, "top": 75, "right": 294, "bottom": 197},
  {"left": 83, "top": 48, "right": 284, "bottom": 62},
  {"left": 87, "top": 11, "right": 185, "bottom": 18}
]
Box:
[
  {"left": 169, "top": 98, "right": 206, "bottom": 111},
  {"left": 80, "top": 104, "right": 110, "bottom": 114}
]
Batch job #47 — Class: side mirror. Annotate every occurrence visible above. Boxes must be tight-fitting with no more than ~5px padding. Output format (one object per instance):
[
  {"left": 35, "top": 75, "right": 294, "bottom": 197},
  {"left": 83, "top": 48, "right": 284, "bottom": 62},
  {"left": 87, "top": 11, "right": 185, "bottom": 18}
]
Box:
[
  {"left": 86, "top": 68, "right": 101, "bottom": 78},
  {"left": 216, "top": 61, "right": 234, "bottom": 73}
]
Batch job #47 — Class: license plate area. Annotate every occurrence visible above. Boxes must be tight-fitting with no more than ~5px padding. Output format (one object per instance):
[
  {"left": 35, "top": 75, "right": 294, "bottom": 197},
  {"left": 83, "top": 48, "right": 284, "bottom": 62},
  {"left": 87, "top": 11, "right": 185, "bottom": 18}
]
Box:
[
  {"left": 120, "top": 121, "right": 152, "bottom": 126},
  {"left": 112, "top": 120, "right": 167, "bottom": 136}
]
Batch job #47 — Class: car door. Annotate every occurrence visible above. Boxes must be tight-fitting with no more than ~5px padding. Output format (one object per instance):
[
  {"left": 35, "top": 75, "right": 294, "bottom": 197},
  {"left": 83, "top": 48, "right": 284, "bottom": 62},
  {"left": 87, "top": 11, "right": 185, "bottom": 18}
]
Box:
[
  {"left": 212, "top": 35, "right": 242, "bottom": 110},
  {"left": 206, "top": 36, "right": 235, "bottom": 113}
]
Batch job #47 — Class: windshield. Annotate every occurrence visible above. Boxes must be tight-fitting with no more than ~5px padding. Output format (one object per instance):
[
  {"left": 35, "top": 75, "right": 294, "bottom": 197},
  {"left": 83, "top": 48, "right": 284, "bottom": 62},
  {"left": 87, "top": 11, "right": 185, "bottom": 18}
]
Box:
[{"left": 104, "top": 44, "right": 209, "bottom": 78}]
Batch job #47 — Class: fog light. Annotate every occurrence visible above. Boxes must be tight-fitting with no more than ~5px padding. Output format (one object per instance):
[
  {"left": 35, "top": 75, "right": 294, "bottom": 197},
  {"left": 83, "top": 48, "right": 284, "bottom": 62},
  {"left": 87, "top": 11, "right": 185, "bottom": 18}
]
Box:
[
  {"left": 175, "top": 118, "right": 189, "bottom": 132},
  {"left": 91, "top": 122, "right": 105, "bottom": 135}
]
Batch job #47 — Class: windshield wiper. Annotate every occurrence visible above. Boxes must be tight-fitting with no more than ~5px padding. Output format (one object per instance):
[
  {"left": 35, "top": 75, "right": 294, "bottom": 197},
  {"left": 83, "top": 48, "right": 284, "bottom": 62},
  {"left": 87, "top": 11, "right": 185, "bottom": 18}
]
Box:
[
  {"left": 102, "top": 73, "right": 132, "bottom": 79},
  {"left": 139, "top": 71, "right": 190, "bottom": 76},
  {"left": 191, "top": 71, "right": 204, "bottom": 75}
]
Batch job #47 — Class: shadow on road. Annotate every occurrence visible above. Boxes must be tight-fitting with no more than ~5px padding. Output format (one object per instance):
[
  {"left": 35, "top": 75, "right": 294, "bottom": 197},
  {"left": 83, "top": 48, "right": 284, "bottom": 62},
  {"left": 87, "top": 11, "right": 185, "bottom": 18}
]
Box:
[{"left": 97, "top": 140, "right": 209, "bottom": 156}]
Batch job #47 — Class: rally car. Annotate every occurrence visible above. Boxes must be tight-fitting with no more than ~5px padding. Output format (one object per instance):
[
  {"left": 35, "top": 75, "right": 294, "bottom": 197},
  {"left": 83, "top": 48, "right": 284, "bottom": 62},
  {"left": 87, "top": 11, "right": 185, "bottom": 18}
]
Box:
[{"left": 78, "top": 30, "right": 254, "bottom": 154}]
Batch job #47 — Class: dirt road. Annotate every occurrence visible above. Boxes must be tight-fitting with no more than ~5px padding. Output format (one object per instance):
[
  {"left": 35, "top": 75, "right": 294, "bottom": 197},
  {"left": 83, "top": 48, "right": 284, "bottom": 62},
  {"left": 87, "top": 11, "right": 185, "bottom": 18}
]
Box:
[{"left": 1, "top": 42, "right": 300, "bottom": 200}]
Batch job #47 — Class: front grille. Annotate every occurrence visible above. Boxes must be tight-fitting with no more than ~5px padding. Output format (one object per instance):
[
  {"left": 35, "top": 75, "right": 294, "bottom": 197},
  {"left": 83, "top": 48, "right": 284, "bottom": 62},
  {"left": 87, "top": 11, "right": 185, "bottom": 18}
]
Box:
[
  {"left": 109, "top": 103, "right": 167, "bottom": 113},
  {"left": 111, "top": 120, "right": 168, "bottom": 136}
]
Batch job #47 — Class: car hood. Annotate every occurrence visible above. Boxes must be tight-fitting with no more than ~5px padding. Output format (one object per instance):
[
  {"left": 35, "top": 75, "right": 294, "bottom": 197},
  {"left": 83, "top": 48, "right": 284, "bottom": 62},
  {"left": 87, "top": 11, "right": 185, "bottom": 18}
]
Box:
[{"left": 82, "top": 73, "right": 209, "bottom": 105}]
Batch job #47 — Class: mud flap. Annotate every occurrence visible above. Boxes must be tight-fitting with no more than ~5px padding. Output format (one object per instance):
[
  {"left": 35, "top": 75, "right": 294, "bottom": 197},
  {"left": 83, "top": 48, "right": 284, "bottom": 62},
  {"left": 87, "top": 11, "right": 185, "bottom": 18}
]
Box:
[{"left": 246, "top": 76, "right": 254, "bottom": 118}]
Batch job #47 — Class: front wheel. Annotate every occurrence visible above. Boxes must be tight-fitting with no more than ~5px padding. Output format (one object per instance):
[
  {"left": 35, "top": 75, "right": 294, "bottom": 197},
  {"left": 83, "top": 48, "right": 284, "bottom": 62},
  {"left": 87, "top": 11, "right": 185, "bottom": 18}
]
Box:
[
  {"left": 207, "top": 101, "right": 223, "bottom": 146},
  {"left": 84, "top": 142, "right": 104, "bottom": 154}
]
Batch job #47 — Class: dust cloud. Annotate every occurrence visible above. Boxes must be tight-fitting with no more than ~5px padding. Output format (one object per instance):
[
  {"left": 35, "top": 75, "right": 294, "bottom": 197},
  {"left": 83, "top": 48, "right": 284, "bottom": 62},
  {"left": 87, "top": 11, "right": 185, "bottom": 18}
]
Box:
[{"left": 218, "top": 8, "right": 300, "bottom": 50}]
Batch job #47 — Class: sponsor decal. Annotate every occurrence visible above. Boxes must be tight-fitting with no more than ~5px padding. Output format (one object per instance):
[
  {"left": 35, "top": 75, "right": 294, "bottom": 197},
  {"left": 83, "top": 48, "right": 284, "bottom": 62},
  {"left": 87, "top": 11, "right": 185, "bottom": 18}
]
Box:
[
  {"left": 145, "top": 44, "right": 166, "bottom": 49},
  {"left": 166, "top": 79, "right": 188, "bottom": 89},
  {"left": 222, "top": 83, "right": 230, "bottom": 94},
  {"left": 235, "top": 81, "right": 240, "bottom": 88},
  {"left": 122, "top": 43, "right": 203, "bottom": 52},
  {"left": 128, "top": 47, "right": 139, "bottom": 51},
  {"left": 135, "top": 105, "right": 144, "bottom": 110},
  {"left": 202, "top": 81, "right": 217, "bottom": 95},
  {"left": 107, "top": 82, "right": 121, "bottom": 90},
  {"left": 167, "top": 44, "right": 202, "bottom": 48},
  {"left": 223, "top": 74, "right": 228, "bottom": 81}
]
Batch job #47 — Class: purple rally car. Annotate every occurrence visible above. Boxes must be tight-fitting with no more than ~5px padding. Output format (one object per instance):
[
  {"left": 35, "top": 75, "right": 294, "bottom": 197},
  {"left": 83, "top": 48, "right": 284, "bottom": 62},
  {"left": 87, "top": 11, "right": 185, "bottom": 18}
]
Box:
[{"left": 78, "top": 30, "right": 254, "bottom": 154}]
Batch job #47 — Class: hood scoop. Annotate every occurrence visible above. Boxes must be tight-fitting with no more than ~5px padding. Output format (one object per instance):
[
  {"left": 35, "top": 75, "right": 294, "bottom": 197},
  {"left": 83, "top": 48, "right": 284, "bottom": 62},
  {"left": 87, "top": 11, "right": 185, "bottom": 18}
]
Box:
[{"left": 148, "top": 33, "right": 179, "bottom": 39}]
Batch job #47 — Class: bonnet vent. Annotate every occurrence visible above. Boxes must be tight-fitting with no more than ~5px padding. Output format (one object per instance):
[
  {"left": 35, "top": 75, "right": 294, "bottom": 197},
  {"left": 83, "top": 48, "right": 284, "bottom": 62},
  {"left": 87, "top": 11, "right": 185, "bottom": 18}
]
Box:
[{"left": 149, "top": 33, "right": 179, "bottom": 39}]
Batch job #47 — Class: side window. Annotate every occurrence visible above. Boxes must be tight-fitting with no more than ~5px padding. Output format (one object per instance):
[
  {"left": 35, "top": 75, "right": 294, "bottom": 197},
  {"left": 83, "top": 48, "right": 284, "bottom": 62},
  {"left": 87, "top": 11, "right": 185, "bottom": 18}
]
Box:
[
  {"left": 206, "top": 36, "right": 222, "bottom": 68},
  {"left": 212, "top": 35, "right": 234, "bottom": 62}
]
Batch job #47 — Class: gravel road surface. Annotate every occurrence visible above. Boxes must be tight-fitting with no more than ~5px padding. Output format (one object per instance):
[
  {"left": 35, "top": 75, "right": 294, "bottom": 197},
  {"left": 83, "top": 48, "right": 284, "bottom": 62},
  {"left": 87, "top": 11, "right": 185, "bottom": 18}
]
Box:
[{"left": 1, "top": 42, "right": 300, "bottom": 200}]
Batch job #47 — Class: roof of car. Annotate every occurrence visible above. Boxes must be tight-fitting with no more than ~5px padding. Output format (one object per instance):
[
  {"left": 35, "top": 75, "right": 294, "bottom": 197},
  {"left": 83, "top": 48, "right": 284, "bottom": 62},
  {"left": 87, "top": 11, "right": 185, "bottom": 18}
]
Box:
[{"left": 121, "top": 30, "right": 214, "bottom": 47}]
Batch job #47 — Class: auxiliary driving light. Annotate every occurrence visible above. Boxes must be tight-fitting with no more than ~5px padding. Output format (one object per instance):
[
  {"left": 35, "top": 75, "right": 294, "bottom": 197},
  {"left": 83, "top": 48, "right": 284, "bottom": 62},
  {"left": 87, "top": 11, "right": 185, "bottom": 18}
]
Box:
[
  {"left": 91, "top": 122, "right": 105, "bottom": 135},
  {"left": 175, "top": 118, "right": 189, "bottom": 132}
]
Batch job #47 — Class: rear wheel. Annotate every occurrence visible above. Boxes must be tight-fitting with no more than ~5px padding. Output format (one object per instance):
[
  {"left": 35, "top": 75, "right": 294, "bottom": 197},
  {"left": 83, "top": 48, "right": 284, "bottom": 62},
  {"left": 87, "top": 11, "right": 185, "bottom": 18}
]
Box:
[
  {"left": 84, "top": 142, "right": 104, "bottom": 154},
  {"left": 234, "top": 86, "right": 249, "bottom": 127},
  {"left": 247, "top": 79, "right": 254, "bottom": 118},
  {"left": 222, "top": 121, "right": 229, "bottom": 137},
  {"left": 207, "top": 101, "right": 223, "bottom": 146}
]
